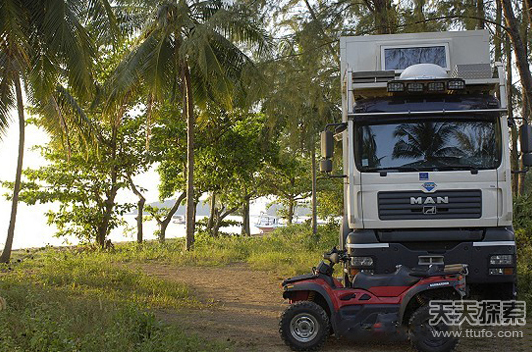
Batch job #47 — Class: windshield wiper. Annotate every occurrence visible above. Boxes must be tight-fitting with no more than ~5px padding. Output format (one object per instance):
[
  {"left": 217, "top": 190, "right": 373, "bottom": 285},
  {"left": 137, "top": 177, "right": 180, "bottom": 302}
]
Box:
[{"left": 435, "top": 164, "right": 480, "bottom": 173}]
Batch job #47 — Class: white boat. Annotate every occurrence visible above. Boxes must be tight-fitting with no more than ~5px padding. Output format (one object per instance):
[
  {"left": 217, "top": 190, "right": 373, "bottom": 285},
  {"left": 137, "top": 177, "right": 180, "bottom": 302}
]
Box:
[
  {"left": 255, "top": 212, "right": 284, "bottom": 234},
  {"left": 171, "top": 215, "right": 185, "bottom": 224}
]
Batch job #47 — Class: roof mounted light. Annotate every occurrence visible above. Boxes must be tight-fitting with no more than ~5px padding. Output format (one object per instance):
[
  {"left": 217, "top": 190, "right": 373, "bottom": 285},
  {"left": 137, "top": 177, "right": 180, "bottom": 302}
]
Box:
[
  {"left": 387, "top": 82, "right": 405, "bottom": 92},
  {"left": 447, "top": 79, "right": 466, "bottom": 90},
  {"left": 427, "top": 81, "right": 445, "bottom": 92},
  {"left": 407, "top": 82, "right": 424, "bottom": 93},
  {"left": 387, "top": 77, "right": 467, "bottom": 95}
]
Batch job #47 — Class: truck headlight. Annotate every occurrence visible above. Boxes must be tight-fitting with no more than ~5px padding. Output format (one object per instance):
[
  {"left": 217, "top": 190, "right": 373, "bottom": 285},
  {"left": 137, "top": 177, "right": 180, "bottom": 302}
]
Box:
[
  {"left": 490, "top": 255, "right": 513, "bottom": 265},
  {"left": 489, "top": 268, "right": 504, "bottom": 276},
  {"left": 351, "top": 256, "right": 374, "bottom": 266},
  {"left": 489, "top": 268, "right": 514, "bottom": 275}
]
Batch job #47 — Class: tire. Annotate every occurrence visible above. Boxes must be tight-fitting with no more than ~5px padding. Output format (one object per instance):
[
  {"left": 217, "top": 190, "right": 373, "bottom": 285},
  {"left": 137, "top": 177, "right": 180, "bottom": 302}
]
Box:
[
  {"left": 408, "top": 305, "right": 459, "bottom": 352},
  {"left": 279, "top": 301, "right": 329, "bottom": 351}
]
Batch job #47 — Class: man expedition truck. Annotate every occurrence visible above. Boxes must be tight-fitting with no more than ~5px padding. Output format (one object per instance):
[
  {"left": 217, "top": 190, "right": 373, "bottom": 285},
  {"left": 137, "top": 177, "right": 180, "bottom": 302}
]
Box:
[{"left": 320, "top": 30, "right": 532, "bottom": 299}]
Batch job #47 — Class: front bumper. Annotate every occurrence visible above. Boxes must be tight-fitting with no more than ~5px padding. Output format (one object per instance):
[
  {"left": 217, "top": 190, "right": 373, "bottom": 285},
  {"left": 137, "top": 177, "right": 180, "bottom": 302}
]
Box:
[{"left": 345, "top": 228, "right": 516, "bottom": 285}]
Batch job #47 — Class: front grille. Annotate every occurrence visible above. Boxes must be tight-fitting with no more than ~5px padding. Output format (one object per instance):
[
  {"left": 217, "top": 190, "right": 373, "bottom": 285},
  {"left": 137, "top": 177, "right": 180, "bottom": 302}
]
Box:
[{"left": 378, "top": 190, "right": 482, "bottom": 220}]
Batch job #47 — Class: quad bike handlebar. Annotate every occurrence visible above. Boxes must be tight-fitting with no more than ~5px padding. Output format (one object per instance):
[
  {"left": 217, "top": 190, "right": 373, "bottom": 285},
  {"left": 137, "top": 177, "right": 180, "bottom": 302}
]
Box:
[{"left": 322, "top": 247, "right": 348, "bottom": 264}]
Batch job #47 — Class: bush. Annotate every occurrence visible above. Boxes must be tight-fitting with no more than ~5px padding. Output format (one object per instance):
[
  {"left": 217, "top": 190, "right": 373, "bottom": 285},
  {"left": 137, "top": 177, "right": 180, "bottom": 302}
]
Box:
[
  {"left": 516, "top": 228, "right": 532, "bottom": 310},
  {"left": 513, "top": 194, "right": 532, "bottom": 231}
]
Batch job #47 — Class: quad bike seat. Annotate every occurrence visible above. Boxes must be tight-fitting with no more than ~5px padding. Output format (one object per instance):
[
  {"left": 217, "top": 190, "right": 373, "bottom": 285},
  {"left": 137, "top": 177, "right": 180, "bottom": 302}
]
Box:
[{"left": 352, "top": 265, "right": 420, "bottom": 290}]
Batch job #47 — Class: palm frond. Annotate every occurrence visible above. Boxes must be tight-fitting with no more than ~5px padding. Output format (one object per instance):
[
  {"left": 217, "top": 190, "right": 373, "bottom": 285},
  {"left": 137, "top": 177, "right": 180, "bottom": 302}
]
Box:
[
  {"left": 0, "top": 75, "right": 15, "bottom": 138},
  {"left": 85, "top": 0, "right": 120, "bottom": 44}
]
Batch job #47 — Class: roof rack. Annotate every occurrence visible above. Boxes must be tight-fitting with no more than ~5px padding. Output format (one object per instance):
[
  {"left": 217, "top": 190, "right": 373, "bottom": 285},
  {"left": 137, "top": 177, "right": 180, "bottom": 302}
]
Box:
[{"left": 343, "top": 63, "right": 507, "bottom": 113}]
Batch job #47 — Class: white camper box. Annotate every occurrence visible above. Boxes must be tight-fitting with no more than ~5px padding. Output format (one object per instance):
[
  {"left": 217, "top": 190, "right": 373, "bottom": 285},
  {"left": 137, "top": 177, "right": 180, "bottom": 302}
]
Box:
[{"left": 339, "top": 30, "right": 505, "bottom": 108}]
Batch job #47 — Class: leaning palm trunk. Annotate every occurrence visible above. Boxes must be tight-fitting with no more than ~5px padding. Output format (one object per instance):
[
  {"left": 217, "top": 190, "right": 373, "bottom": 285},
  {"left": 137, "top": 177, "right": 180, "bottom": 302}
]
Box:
[
  {"left": 0, "top": 76, "right": 25, "bottom": 263},
  {"left": 182, "top": 62, "right": 195, "bottom": 251}
]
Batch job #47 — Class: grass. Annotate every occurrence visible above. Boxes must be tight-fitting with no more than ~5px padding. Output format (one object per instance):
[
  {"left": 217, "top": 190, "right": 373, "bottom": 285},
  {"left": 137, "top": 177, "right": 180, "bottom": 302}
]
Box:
[
  {"left": 2, "top": 222, "right": 532, "bottom": 351},
  {"left": 5, "top": 251, "right": 199, "bottom": 309},
  {"left": 0, "top": 223, "right": 337, "bottom": 352},
  {"left": 0, "top": 249, "right": 228, "bottom": 352},
  {"left": 0, "top": 285, "right": 227, "bottom": 352}
]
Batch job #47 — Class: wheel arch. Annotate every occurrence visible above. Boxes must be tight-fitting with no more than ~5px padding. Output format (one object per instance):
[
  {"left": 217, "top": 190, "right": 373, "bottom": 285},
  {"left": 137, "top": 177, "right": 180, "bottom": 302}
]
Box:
[
  {"left": 283, "top": 284, "right": 337, "bottom": 333},
  {"left": 399, "top": 286, "right": 461, "bottom": 325}
]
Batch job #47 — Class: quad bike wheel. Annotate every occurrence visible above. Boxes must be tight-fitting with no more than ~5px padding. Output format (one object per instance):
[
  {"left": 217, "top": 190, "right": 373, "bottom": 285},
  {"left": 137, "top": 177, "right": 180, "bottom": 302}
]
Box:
[
  {"left": 279, "top": 301, "right": 329, "bottom": 351},
  {"left": 409, "top": 305, "right": 459, "bottom": 352}
]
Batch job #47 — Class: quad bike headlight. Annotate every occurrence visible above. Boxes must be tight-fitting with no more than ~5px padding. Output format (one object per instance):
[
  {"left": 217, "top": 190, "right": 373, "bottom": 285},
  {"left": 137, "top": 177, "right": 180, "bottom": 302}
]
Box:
[
  {"left": 351, "top": 256, "right": 374, "bottom": 267},
  {"left": 489, "top": 255, "right": 513, "bottom": 265}
]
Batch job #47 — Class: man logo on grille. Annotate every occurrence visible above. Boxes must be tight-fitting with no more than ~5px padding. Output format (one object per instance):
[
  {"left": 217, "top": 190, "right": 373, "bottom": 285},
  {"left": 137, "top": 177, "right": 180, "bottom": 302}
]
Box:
[
  {"left": 423, "top": 206, "right": 437, "bottom": 215},
  {"left": 411, "top": 196, "right": 449, "bottom": 205}
]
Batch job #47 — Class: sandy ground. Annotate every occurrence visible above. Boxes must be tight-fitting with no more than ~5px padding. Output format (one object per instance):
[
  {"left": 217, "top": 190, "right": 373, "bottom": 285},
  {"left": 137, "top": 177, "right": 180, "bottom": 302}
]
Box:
[{"left": 134, "top": 263, "right": 532, "bottom": 352}]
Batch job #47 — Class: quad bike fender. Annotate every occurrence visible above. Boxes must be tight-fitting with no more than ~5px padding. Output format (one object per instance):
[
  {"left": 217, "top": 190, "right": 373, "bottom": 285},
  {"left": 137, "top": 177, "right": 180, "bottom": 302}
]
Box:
[
  {"left": 398, "top": 281, "right": 463, "bottom": 324},
  {"left": 283, "top": 282, "right": 338, "bottom": 333}
]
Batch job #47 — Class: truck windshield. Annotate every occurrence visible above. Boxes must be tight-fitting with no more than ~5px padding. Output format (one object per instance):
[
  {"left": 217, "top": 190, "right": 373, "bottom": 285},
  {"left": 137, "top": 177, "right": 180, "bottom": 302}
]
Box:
[{"left": 355, "top": 116, "right": 501, "bottom": 172}]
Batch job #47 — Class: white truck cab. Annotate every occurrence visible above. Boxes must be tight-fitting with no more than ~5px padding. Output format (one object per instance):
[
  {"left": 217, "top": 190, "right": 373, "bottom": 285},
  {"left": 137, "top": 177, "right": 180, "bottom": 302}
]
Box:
[{"left": 321, "top": 30, "right": 532, "bottom": 299}]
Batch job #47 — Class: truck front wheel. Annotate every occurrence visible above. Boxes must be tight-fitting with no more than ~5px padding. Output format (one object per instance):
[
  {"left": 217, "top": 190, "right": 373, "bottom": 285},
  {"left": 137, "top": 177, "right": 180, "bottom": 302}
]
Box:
[{"left": 279, "top": 301, "right": 329, "bottom": 351}]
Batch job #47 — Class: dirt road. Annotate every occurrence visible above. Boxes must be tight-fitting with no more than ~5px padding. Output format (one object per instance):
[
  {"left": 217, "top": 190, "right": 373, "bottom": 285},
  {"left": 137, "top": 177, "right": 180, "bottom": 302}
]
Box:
[{"left": 136, "top": 263, "right": 531, "bottom": 352}]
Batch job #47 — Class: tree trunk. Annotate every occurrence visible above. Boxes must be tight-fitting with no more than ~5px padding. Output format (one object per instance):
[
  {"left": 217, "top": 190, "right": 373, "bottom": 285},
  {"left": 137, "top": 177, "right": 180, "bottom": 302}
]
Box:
[
  {"left": 302, "top": 0, "right": 339, "bottom": 63},
  {"left": 159, "top": 221, "right": 169, "bottom": 243},
  {"left": 500, "top": 0, "right": 532, "bottom": 117},
  {"left": 127, "top": 174, "right": 145, "bottom": 244},
  {"left": 182, "top": 62, "right": 195, "bottom": 251},
  {"left": 158, "top": 192, "right": 186, "bottom": 242},
  {"left": 98, "top": 177, "right": 118, "bottom": 249},
  {"left": 311, "top": 141, "right": 318, "bottom": 236},
  {"left": 506, "top": 38, "right": 519, "bottom": 195},
  {"left": 213, "top": 205, "right": 240, "bottom": 237},
  {"left": 0, "top": 76, "right": 25, "bottom": 263},
  {"left": 525, "top": 0, "right": 532, "bottom": 26},
  {"left": 371, "top": 0, "right": 394, "bottom": 34},
  {"left": 494, "top": 2, "right": 503, "bottom": 63},
  {"left": 241, "top": 197, "right": 251, "bottom": 236},
  {"left": 207, "top": 191, "right": 216, "bottom": 233},
  {"left": 192, "top": 198, "right": 197, "bottom": 227},
  {"left": 287, "top": 198, "right": 294, "bottom": 225},
  {"left": 136, "top": 198, "right": 145, "bottom": 243},
  {"left": 476, "top": 0, "right": 485, "bottom": 29},
  {"left": 213, "top": 217, "right": 221, "bottom": 237},
  {"left": 519, "top": 12, "right": 529, "bottom": 195},
  {"left": 413, "top": 0, "right": 427, "bottom": 31}
]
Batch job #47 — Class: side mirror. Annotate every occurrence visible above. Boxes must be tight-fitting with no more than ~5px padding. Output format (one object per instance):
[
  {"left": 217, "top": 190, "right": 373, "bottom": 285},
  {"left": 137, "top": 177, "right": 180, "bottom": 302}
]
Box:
[
  {"left": 523, "top": 153, "right": 532, "bottom": 167},
  {"left": 320, "top": 130, "right": 334, "bottom": 159},
  {"left": 329, "top": 252, "right": 339, "bottom": 264},
  {"left": 320, "top": 159, "right": 332, "bottom": 173},
  {"left": 520, "top": 124, "right": 532, "bottom": 154}
]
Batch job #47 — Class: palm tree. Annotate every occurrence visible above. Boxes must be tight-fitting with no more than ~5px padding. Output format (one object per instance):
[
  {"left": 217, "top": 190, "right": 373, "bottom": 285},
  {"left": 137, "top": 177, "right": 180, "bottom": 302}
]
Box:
[
  {"left": 361, "top": 125, "right": 383, "bottom": 167},
  {"left": 0, "top": 0, "right": 114, "bottom": 262},
  {"left": 392, "top": 122, "right": 460, "bottom": 163},
  {"left": 454, "top": 122, "right": 498, "bottom": 167},
  {"left": 113, "top": 0, "right": 269, "bottom": 250}
]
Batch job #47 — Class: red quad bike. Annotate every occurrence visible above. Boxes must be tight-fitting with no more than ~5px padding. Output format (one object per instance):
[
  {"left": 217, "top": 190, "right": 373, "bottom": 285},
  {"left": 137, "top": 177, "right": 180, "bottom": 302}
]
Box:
[{"left": 280, "top": 247, "right": 468, "bottom": 352}]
